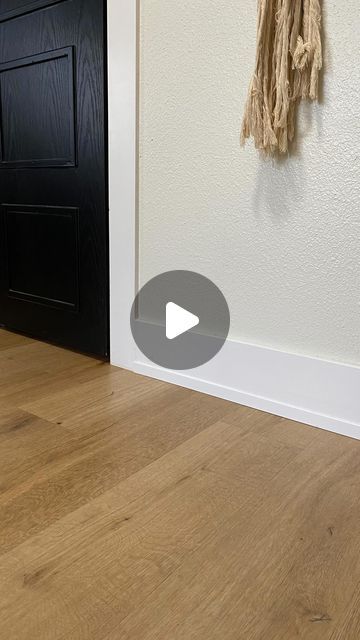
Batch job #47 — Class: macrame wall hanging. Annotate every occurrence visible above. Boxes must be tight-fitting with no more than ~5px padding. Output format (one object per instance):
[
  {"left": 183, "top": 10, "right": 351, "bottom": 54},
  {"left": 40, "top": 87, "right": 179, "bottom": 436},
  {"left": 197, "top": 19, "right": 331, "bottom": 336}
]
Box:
[{"left": 241, "top": 0, "right": 323, "bottom": 156}]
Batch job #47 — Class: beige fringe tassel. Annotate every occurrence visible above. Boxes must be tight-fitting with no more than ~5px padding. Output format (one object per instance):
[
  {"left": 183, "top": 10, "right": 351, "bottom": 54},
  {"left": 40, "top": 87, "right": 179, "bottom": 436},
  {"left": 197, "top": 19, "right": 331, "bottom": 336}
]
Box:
[{"left": 241, "top": 0, "right": 322, "bottom": 155}]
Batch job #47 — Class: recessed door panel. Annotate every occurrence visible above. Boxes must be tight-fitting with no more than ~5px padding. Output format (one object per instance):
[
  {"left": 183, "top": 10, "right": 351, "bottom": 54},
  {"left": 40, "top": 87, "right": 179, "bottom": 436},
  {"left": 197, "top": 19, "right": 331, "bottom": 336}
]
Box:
[
  {"left": 0, "top": 0, "right": 65, "bottom": 22},
  {"left": 3, "top": 204, "right": 79, "bottom": 310},
  {"left": 0, "top": 48, "right": 76, "bottom": 168}
]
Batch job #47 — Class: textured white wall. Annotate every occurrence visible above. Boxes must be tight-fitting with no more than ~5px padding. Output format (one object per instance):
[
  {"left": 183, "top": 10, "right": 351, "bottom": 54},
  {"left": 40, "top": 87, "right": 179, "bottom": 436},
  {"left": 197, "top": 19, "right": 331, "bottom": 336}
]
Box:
[{"left": 138, "top": 1, "right": 360, "bottom": 366}]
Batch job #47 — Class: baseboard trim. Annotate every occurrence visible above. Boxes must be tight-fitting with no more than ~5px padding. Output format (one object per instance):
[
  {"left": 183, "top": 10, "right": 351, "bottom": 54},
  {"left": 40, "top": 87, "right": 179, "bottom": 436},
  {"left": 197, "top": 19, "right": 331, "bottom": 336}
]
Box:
[{"left": 123, "top": 338, "right": 360, "bottom": 441}]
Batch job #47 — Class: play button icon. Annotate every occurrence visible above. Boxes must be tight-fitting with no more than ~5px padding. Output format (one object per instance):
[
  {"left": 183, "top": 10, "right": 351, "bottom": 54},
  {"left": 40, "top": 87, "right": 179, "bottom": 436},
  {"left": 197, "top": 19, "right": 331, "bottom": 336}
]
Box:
[
  {"left": 166, "top": 303, "right": 199, "bottom": 340},
  {"left": 130, "top": 270, "right": 230, "bottom": 370}
]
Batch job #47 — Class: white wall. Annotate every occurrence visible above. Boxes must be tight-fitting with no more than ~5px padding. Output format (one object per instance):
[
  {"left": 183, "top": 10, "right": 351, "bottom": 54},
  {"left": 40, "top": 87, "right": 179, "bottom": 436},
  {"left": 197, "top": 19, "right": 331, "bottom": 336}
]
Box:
[{"left": 138, "top": 0, "right": 360, "bottom": 367}]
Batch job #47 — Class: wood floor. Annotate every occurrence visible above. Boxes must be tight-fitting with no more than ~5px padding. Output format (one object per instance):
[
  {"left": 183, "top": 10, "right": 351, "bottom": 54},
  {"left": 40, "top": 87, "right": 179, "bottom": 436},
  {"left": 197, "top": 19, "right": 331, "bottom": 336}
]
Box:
[{"left": 0, "top": 329, "right": 360, "bottom": 639}]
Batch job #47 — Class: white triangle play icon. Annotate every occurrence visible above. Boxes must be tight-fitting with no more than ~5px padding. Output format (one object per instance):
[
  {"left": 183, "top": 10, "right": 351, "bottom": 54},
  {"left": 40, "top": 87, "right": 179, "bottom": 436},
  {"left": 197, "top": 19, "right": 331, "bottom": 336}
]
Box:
[{"left": 166, "top": 302, "right": 199, "bottom": 340}]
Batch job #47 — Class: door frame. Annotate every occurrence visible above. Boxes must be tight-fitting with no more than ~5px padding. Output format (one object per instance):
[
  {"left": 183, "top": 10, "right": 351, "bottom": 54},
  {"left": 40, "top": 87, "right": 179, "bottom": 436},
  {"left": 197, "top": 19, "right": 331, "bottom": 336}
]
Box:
[{"left": 108, "top": 0, "right": 138, "bottom": 368}]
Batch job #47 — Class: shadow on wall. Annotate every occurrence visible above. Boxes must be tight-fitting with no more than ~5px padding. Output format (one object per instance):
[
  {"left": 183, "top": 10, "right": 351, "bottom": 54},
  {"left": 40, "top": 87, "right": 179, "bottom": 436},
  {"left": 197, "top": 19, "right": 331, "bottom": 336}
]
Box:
[
  {"left": 250, "top": 2, "right": 329, "bottom": 226},
  {"left": 252, "top": 158, "right": 306, "bottom": 226}
]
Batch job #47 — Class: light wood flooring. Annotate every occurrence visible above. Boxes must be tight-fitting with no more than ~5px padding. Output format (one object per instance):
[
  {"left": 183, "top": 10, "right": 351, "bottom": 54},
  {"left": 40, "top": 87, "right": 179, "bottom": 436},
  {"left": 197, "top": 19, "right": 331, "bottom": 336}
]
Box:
[{"left": 0, "top": 328, "right": 360, "bottom": 639}]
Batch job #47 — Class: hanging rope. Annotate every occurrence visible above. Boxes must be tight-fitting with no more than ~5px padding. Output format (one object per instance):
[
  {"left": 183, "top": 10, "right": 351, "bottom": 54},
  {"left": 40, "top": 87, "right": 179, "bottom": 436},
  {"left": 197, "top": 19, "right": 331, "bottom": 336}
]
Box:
[{"left": 241, "top": 0, "right": 322, "bottom": 155}]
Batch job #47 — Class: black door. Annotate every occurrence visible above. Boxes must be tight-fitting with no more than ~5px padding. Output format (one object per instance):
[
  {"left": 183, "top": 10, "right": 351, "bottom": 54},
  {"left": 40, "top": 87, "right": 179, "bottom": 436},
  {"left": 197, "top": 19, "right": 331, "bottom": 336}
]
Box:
[{"left": 0, "top": 0, "right": 108, "bottom": 358}]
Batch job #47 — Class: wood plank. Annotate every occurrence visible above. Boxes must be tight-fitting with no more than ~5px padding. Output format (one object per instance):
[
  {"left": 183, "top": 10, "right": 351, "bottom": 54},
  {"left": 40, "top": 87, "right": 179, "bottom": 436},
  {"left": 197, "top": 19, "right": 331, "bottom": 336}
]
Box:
[
  {"left": 329, "top": 582, "right": 360, "bottom": 640},
  {"left": 0, "top": 341, "right": 98, "bottom": 401},
  {"left": 0, "top": 421, "right": 298, "bottom": 640},
  {"left": 0, "top": 384, "right": 238, "bottom": 553},
  {"left": 0, "top": 329, "right": 34, "bottom": 351},
  {"left": 0, "top": 359, "right": 111, "bottom": 407},
  {"left": 105, "top": 433, "right": 360, "bottom": 640},
  {"left": 225, "top": 403, "right": 321, "bottom": 450}
]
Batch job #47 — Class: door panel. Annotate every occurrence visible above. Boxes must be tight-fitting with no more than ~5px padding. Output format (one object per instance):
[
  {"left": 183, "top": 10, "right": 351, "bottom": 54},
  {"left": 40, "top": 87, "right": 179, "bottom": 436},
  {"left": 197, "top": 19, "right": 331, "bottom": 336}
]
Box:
[
  {"left": 0, "top": 0, "right": 65, "bottom": 23},
  {"left": 0, "top": 47, "right": 76, "bottom": 168},
  {"left": 3, "top": 204, "right": 79, "bottom": 310},
  {"left": 0, "top": 0, "right": 108, "bottom": 357}
]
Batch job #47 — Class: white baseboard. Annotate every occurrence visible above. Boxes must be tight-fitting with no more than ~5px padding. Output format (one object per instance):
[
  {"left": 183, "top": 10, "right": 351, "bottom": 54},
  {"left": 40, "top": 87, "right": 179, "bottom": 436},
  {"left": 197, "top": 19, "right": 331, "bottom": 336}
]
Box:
[{"left": 119, "top": 338, "right": 360, "bottom": 441}]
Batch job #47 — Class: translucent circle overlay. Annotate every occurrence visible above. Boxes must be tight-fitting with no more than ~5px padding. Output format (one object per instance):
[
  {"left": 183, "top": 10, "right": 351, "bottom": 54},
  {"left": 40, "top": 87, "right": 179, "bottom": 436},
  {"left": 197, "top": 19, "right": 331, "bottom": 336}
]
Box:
[{"left": 130, "top": 270, "right": 230, "bottom": 370}]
